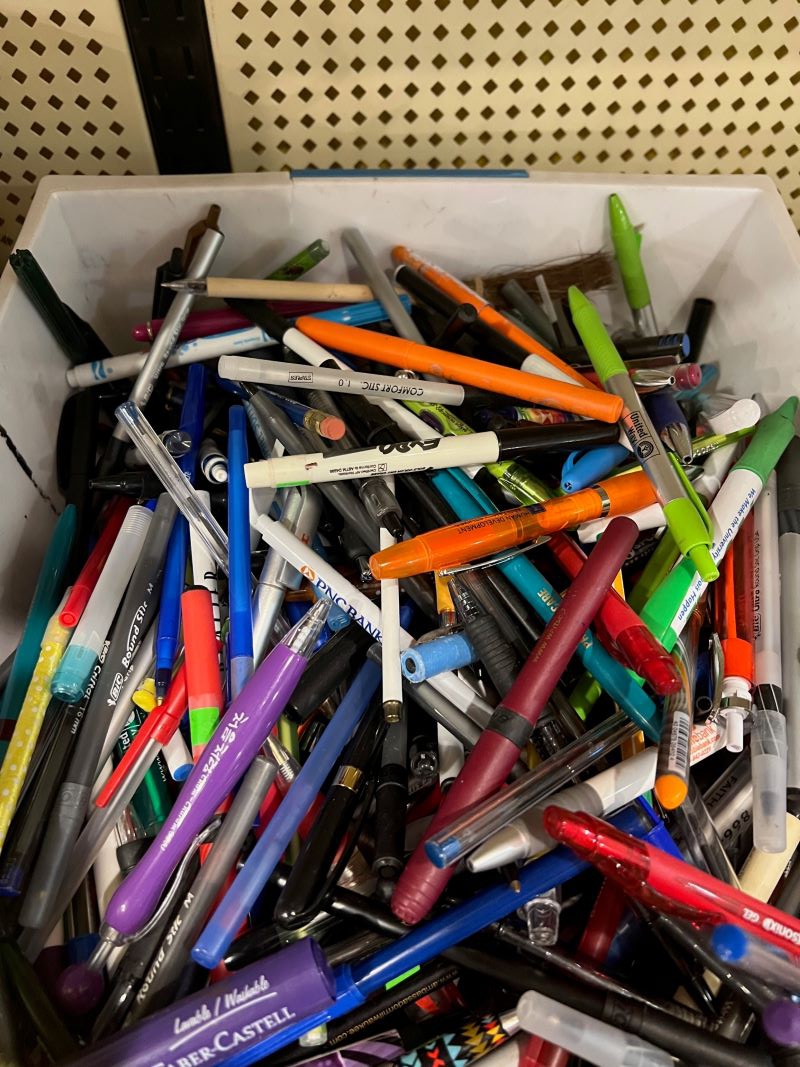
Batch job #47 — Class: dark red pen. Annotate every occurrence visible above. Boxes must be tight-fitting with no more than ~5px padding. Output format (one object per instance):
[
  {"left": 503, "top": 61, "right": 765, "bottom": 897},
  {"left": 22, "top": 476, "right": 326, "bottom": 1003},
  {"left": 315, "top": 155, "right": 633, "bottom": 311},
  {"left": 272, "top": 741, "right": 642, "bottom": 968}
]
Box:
[
  {"left": 390, "top": 515, "right": 641, "bottom": 926},
  {"left": 547, "top": 532, "right": 681, "bottom": 695}
]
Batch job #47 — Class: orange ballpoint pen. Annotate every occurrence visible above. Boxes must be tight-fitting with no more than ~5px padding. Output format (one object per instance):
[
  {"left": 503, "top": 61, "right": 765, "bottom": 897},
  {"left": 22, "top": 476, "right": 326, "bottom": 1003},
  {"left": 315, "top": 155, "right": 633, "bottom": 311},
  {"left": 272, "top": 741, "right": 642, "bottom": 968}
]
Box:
[
  {"left": 391, "top": 244, "right": 591, "bottom": 388},
  {"left": 295, "top": 317, "right": 623, "bottom": 424},
  {"left": 370, "top": 468, "right": 657, "bottom": 578}
]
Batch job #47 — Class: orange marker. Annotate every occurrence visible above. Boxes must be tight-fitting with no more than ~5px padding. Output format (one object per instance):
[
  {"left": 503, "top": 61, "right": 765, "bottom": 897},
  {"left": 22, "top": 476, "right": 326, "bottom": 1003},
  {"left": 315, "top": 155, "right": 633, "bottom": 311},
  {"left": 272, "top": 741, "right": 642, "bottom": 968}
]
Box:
[
  {"left": 370, "top": 468, "right": 657, "bottom": 579},
  {"left": 296, "top": 317, "right": 623, "bottom": 425},
  {"left": 391, "top": 244, "right": 591, "bottom": 389}
]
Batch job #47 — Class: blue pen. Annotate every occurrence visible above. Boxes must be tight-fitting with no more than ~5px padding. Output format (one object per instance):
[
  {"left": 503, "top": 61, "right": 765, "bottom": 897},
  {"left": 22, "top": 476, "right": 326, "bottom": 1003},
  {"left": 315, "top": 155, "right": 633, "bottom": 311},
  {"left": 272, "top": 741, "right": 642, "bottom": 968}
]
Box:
[
  {"left": 220, "top": 803, "right": 659, "bottom": 1066},
  {"left": 153, "top": 366, "right": 207, "bottom": 700},
  {"left": 227, "top": 405, "right": 255, "bottom": 700},
  {"left": 431, "top": 468, "right": 660, "bottom": 741},
  {"left": 192, "top": 658, "right": 382, "bottom": 967},
  {"left": 561, "top": 443, "right": 630, "bottom": 493}
]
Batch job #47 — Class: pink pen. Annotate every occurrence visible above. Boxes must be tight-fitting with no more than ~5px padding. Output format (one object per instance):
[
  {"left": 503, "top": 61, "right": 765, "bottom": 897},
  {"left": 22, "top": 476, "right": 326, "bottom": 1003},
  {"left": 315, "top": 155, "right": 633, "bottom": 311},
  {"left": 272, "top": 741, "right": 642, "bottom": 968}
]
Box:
[{"left": 131, "top": 303, "right": 349, "bottom": 342}]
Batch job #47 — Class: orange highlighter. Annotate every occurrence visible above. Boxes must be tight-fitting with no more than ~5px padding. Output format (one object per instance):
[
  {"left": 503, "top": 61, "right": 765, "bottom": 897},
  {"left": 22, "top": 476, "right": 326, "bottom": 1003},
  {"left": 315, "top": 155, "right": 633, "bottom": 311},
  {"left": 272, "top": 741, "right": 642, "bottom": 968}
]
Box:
[
  {"left": 370, "top": 468, "right": 657, "bottom": 579},
  {"left": 295, "top": 317, "right": 624, "bottom": 425},
  {"left": 391, "top": 244, "right": 591, "bottom": 389}
]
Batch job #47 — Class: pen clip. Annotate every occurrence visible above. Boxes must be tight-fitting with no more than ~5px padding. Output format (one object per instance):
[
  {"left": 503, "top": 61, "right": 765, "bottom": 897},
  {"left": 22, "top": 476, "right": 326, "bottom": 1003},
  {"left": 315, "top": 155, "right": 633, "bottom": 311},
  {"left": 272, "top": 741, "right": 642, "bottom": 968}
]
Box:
[
  {"left": 668, "top": 452, "right": 714, "bottom": 541},
  {"left": 707, "top": 632, "right": 725, "bottom": 723},
  {"left": 438, "top": 537, "right": 551, "bottom": 577}
]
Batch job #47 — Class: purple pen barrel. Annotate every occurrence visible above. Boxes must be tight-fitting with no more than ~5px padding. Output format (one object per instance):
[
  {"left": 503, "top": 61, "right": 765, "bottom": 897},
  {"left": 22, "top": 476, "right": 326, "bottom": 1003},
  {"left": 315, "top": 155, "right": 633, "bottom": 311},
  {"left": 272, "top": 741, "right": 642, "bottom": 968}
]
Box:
[{"left": 100, "top": 600, "right": 329, "bottom": 941}]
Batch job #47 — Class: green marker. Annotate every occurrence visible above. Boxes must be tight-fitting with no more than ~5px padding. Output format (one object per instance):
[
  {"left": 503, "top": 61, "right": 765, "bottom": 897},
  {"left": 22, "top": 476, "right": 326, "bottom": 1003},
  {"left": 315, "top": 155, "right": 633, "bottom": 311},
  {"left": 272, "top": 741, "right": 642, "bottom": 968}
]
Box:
[
  {"left": 641, "top": 396, "right": 799, "bottom": 651},
  {"left": 569, "top": 285, "right": 717, "bottom": 582},
  {"left": 268, "top": 238, "right": 329, "bottom": 282},
  {"left": 608, "top": 193, "right": 657, "bottom": 336}
]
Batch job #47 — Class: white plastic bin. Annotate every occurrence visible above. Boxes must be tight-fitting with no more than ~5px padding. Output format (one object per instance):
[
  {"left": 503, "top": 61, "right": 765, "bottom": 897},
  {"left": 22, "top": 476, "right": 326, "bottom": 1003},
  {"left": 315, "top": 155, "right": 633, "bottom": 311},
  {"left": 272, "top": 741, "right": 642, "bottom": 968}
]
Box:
[{"left": 0, "top": 170, "right": 798, "bottom": 655}]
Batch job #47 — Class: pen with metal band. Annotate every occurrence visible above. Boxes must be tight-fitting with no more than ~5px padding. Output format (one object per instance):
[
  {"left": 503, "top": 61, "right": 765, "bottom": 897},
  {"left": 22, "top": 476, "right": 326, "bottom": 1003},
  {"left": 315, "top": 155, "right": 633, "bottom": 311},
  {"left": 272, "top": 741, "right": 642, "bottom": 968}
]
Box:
[
  {"left": 547, "top": 532, "right": 680, "bottom": 695},
  {"left": 164, "top": 276, "right": 374, "bottom": 302},
  {"left": 0, "top": 597, "right": 71, "bottom": 851},
  {"left": 297, "top": 315, "right": 623, "bottom": 424},
  {"left": 378, "top": 473, "right": 403, "bottom": 724},
  {"left": 244, "top": 422, "right": 620, "bottom": 489},
  {"left": 0, "top": 505, "right": 76, "bottom": 759},
  {"left": 19, "top": 495, "right": 174, "bottom": 932},
  {"left": 193, "top": 662, "right": 381, "bottom": 968},
  {"left": 391, "top": 245, "right": 592, "bottom": 388},
  {"left": 128, "top": 754, "right": 279, "bottom": 1022},
  {"left": 70, "top": 600, "right": 329, "bottom": 980},
  {"left": 432, "top": 466, "right": 660, "bottom": 741},
  {"left": 391, "top": 516, "right": 639, "bottom": 925},
  {"left": 228, "top": 405, "right": 255, "bottom": 699},
  {"left": 545, "top": 804, "right": 800, "bottom": 961},
  {"left": 220, "top": 354, "right": 468, "bottom": 405},
  {"left": 116, "top": 400, "right": 230, "bottom": 575},
  {"left": 263, "top": 388, "right": 347, "bottom": 441},
  {"left": 778, "top": 436, "right": 800, "bottom": 816},
  {"left": 103, "top": 218, "right": 223, "bottom": 472},
  {"left": 60, "top": 499, "right": 130, "bottom": 629},
  {"left": 608, "top": 193, "right": 657, "bottom": 336},
  {"left": 271, "top": 699, "right": 386, "bottom": 929},
  {"left": 467, "top": 747, "right": 658, "bottom": 872},
  {"left": 643, "top": 387, "right": 693, "bottom": 461},
  {"left": 449, "top": 573, "right": 518, "bottom": 697},
  {"left": 569, "top": 285, "right": 716, "bottom": 580},
  {"left": 640, "top": 395, "right": 799, "bottom": 652},
  {"left": 752, "top": 468, "right": 787, "bottom": 851}
]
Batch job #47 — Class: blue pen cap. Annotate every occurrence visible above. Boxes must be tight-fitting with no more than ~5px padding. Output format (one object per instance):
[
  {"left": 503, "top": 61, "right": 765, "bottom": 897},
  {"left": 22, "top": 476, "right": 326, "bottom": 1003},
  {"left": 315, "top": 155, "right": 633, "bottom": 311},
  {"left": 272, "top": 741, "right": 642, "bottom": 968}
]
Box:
[
  {"left": 561, "top": 443, "right": 629, "bottom": 493},
  {"left": 402, "top": 632, "right": 476, "bottom": 683},
  {"left": 326, "top": 602, "right": 353, "bottom": 632},
  {"left": 51, "top": 645, "right": 99, "bottom": 704},
  {"left": 710, "top": 923, "right": 748, "bottom": 964}
]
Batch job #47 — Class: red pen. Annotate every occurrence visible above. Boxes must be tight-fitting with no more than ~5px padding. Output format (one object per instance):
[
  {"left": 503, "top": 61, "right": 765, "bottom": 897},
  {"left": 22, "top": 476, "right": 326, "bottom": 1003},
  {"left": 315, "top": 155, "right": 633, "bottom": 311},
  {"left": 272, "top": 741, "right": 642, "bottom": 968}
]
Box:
[
  {"left": 390, "top": 515, "right": 640, "bottom": 925},
  {"left": 547, "top": 533, "right": 681, "bottom": 695},
  {"left": 94, "top": 666, "right": 187, "bottom": 808},
  {"left": 182, "top": 588, "right": 223, "bottom": 762},
  {"left": 59, "top": 498, "right": 130, "bottom": 628},
  {"left": 544, "top": 806, "right": 800, "bottom": 959},
  {"left": 131, "top": 303, "right": 349, "bottom": 342}
]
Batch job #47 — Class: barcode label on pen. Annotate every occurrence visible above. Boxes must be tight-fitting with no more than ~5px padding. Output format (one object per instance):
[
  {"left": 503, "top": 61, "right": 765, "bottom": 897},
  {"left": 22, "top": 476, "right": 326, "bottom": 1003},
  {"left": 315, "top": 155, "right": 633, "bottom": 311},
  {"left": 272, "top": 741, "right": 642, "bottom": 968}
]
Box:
[{"left": 667, "top": 711, "right": 691, "bottom": 774}]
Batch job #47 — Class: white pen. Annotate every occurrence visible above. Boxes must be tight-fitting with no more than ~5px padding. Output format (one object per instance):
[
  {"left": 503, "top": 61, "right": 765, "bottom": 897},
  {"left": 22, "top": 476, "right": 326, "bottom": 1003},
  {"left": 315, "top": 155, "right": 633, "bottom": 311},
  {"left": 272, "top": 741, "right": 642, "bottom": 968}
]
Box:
[{"left": 218, "top": 355, "right": 467, "bottom": 406}]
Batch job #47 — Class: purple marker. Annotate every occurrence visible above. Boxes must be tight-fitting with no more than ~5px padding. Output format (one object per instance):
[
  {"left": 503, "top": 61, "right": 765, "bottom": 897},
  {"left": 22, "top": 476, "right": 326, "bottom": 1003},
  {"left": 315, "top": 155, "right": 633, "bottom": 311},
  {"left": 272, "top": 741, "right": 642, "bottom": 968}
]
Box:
[
  {"left": 69, "top": 938, "right": 335, "bottom": 1067},
  {"left": 74, "top": 599, "right": 329, "bottom": 984}
]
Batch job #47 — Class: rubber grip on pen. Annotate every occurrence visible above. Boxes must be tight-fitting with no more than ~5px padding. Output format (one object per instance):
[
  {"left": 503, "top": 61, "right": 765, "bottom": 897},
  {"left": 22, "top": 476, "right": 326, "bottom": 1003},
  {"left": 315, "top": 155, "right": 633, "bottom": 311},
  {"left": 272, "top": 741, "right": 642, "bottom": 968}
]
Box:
[
  {"left": 18, "top": 784, "right": 90, "bottom": 931},
  {"left": 462, "top": 615, "right": 519, "bottom": 698}
]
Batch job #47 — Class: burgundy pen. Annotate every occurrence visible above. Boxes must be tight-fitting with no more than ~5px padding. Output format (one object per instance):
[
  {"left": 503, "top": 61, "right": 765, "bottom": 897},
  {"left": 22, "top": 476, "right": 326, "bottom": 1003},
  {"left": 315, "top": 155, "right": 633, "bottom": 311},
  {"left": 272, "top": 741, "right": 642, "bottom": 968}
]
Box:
[
  {"left": 57, "top": 599, "right": 329, "bottom": 1006},
  {"left": 131, "top": 304, "right": 349, "bottom": 342},
  {"left": 391, "top": 516, "right": 640, "bottom": 925}
]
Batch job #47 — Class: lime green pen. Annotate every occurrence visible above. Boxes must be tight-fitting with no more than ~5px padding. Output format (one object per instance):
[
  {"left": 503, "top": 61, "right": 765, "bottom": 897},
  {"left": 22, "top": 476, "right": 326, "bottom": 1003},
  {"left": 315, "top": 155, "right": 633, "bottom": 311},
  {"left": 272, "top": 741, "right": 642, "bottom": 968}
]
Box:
[
  {"left": 641, "top": 396, "right": 799, "bottom": 652},
  {"left": 609, "top": 193, "right": 658, "bottom": 336},
  {"left": 401, "top": 400, "right": 551, "bottom": 505},
  {"left": 569, "top": 286, "right": 717, "bottom": 582}
]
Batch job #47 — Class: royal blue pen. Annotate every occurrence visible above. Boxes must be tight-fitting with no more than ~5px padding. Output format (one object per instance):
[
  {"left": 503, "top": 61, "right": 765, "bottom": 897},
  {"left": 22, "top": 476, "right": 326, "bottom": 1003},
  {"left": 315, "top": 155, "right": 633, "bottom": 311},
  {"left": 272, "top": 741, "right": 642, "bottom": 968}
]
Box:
[
  {"left": 220, "top": 802, "right": 658, "bottom": 1066},
  {"left": 228, "top": 405, "right": 255, "bottom": 700},
  {"left": 193, "top": 658, "right": 382, "bottom": 967},
  {"left": 154, "top": 366, "right": 207, "bottom": 700},
  {"left": 431, "top": 468, "right": 660, "bottom": 741},
  {"left": 561, "top": 443, "right": 629, "bottom": 493}
]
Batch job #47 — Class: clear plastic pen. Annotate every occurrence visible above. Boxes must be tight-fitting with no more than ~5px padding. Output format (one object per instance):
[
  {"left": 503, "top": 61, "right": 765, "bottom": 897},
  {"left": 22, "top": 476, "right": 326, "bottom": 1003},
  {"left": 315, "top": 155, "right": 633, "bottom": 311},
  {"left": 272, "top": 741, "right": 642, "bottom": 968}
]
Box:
[
  {"left": 116, "top": 401, "right": 229, "bottom": 575},
  {"left": 424, "top": 712, "right": 636, "bottom": 869}
]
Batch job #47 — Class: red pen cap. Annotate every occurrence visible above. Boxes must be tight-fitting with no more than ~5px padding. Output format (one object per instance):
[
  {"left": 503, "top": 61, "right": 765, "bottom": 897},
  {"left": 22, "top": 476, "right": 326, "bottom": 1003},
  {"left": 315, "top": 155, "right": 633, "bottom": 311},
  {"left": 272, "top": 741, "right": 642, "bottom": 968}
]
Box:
[
  {"left": 182, "top": 587, "right": 223, "bottom": 712},
  {"left": 60, "top": 498, "right": 130, "bottom": 628},
  {"left": 94, "top": 666, "right": 187, "bottom": 808}
]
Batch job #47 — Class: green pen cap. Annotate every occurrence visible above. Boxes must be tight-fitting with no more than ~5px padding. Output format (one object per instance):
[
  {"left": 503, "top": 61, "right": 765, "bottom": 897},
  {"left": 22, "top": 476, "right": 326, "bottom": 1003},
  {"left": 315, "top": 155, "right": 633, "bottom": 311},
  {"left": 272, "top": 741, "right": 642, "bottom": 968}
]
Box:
[
  {"left": 567, "top": 286, "right": 627, "bottom": 385},
  {"left": 733, "top": 396, "right": 798, "bottom": 481},
  {"left": 608, "top": 193, "right": 651, "bottom": 311},
  {"left": 639, "top": 556, "right": 694, "bottom": 653}
]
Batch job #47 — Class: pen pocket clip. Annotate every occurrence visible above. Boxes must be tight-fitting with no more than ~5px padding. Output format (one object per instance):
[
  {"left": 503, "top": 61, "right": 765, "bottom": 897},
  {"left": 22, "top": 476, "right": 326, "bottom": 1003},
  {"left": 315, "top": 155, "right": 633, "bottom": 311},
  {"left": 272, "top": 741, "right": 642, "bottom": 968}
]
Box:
[
  {"left": 437, "top": 537, "right": 551, "bottom": 578},
  {"left": 707, "top": 632, "right": 725, "bottom": 724},
  {"left": 668, "top": 452, "right": 714, "bottom": 543}
]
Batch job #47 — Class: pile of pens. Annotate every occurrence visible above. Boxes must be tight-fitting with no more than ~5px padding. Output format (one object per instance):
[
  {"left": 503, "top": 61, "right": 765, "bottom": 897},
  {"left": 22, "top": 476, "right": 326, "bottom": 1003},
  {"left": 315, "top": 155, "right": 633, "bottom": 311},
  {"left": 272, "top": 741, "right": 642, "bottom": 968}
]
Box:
[{"left": 3, "top": 190, "right": 800, "bottom": 1067}]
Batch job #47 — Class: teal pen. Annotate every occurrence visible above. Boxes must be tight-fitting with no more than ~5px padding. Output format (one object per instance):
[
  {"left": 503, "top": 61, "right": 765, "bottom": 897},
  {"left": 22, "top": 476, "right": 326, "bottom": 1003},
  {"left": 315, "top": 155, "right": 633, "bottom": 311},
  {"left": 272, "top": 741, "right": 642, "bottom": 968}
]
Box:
[
  {"left": 0, "top": 505, "right": 76, "bottom": 760},
  {"left": 430, "top": 469, "right": 660, "bottom": 741}
]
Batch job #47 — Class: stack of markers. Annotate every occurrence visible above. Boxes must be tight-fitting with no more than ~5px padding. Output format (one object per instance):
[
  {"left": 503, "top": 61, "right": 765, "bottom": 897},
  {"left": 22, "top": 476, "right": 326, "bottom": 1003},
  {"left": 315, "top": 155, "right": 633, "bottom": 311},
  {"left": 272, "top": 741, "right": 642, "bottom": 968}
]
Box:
[{"left": 2, "top": 194, "right": 800, "bottom": 1067}]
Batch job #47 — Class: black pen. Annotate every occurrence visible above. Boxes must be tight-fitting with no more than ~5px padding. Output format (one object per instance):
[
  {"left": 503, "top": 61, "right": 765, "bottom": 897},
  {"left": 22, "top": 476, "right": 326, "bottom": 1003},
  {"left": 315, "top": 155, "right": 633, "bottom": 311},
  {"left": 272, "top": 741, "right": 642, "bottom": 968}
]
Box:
[
  {"left": 373, "top": 717, "right": 409, "bottom": 901},
  {"left": 274, "top": 700, "right": 386, "bottom": 928}
]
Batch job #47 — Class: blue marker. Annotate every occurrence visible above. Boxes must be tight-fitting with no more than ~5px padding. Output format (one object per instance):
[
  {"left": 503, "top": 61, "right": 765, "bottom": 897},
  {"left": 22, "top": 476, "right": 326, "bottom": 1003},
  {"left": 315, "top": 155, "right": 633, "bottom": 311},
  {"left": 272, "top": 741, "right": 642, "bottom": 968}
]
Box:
[{"left": 227, "top": 405, "right": 255, "bottom": 700}]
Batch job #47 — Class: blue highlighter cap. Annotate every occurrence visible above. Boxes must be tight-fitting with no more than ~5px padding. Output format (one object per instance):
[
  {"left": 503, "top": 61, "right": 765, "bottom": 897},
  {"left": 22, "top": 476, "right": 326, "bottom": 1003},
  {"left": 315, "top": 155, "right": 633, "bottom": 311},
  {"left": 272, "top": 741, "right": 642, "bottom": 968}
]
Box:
[
  {"left": 51, "top": 645, "right": 99, "bottom": 704},
  {"left": 709, "top": 923, "right": 748, "bottom": 964}
]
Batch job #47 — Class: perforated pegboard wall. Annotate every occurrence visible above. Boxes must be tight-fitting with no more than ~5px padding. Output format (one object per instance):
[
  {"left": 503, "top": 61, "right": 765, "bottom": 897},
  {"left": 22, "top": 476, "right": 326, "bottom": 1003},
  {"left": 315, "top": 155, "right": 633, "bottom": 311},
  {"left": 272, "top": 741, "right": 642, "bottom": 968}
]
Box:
[
  {"left": 205, "top": 0, "right": 800, "bottom": 215},
  {"left": 0, "top": 1, "right": 156, "bottom": 252}
]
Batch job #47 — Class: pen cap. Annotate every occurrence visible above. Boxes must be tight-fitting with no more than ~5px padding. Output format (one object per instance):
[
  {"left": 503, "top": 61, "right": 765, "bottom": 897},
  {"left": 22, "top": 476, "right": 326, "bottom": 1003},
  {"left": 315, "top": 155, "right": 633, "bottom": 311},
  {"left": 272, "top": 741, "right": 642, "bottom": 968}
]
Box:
[
  {"left": 751, "top": 707, "right": 789, "bottom": 853},
  {"left": 608, "top": 194, "right": 652, "bottom": 311},
  {"left": 182, "top": 588, "right": 222, "bottom": 711},
  {"left": 736, "top": 397, "right": 799, "bottom": 483}
]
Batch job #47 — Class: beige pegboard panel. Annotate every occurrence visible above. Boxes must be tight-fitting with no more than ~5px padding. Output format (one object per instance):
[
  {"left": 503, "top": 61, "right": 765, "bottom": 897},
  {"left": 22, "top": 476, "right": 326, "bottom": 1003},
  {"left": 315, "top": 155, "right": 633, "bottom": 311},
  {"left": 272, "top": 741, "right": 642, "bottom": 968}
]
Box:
[
  {"left": 206, "top": 0, "right": 800, "bottom": 217},
  {"left": 0, "top": 1, "right": 157, "bottom": 254}
]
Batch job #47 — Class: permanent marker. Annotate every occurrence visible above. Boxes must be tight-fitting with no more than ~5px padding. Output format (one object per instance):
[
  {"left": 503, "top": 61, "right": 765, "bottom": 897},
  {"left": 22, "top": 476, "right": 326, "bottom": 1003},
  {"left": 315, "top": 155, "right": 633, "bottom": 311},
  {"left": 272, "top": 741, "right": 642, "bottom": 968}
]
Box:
[{"left": 244, "top": 422, "right": 619, "bottom": 488}]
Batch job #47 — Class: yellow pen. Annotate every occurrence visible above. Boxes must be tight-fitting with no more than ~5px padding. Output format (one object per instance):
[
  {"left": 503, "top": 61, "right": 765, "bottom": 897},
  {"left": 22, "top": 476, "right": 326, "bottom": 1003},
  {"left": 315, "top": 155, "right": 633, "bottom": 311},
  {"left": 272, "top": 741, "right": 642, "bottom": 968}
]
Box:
[{"left": 0, "top": 593, "right": 72, "bottom": 852}]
